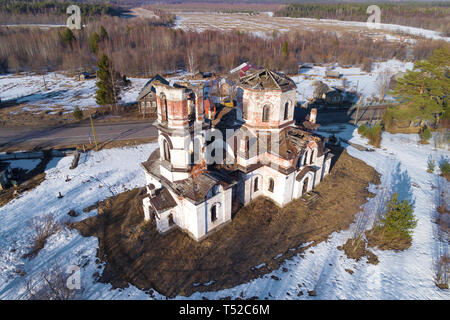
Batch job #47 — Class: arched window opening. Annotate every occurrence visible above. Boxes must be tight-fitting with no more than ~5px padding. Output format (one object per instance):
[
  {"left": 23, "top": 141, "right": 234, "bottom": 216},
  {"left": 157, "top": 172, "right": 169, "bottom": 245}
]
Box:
[
  {"left": 210, "top": 136, "right": 216, "bottom": 158},
  {"left": 163, "top": 139, "right": 171, "bottom": 161},
  {"left": 188, "top": 92, "right": 196, "bottom": 119},
  {"left": 254, "top": 177, "right": 259, "bottom": 192},
  {"left": 211, "top": 205, "right": 217, "bottom": 222},
  {"left": 302, "top": 177, "right": 309, "bottom": 194},
  {"left": 168, "top": 213, "right": 174, "bottom": 226},
  {"left": 160, "top": 93, "right": 168, "bottom": 122},
  {"left": 245, "top": 136, "right": 250, "bottom": 152},
  {"left": 262, "top": 104, "right": 270, "bottom": 122},
  {"left": 283, "top": 102, "right": 289, "bottom": 120},
  {"left": 309, "top": 148, "right": 314, "bottom": 164},
  {"left": 268, "top": 178, "right": 274, "bottom": 192}
]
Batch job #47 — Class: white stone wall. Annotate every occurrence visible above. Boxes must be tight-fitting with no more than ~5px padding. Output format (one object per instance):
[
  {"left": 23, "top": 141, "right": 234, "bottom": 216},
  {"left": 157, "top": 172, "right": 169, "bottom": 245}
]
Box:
[
  {"left": 239, "top": 166, "right": 295, "bottom": 207},
  {"left": 152, "top": 185, "right": 233, "bottom": 241}
]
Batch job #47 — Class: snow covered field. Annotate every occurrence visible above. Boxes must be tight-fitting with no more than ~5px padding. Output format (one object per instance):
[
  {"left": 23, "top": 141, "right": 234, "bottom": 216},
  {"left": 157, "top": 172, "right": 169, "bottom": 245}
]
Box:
[
  {"left": 174, "top": 12, "right": 450, "bottom": 42},
  {"left": 0, "top": 73, "right": 149, "bottom": 114},
  {"left": 0, "top": 126, "right": 448, "bottom": 300}
]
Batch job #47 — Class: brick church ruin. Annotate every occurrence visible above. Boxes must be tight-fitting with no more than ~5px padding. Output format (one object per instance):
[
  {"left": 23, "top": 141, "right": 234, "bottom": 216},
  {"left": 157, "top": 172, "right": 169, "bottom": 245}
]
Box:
[{"left": 141, "top": 68, "right": 333, "bottom": 241}]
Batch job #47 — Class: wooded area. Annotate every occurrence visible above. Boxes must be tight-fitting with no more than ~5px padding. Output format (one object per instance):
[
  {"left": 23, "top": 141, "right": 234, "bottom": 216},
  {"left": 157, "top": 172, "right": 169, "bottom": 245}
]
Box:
[
  {"left": 275, "top": 2, "right": 450, "bottom": 36},
  {"left": 0, "top": 15, "right": 445, "bottom": 76}
]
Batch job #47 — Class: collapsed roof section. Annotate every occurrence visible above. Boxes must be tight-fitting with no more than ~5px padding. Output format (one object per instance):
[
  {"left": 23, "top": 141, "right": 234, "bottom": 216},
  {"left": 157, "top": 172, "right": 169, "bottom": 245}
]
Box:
[{"left": 238, "top": 68, "right": 297, "bottom": 92}]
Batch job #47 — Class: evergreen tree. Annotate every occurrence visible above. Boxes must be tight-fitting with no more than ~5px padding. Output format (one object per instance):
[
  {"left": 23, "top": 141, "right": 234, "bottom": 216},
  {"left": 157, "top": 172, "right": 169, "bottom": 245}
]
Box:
[
  {"left": 427, "top": 156, "right": 436, "bottom": 173},
  {"left": 378, "top": 193, "right": 417, "bottom": 239},
  {"left": 282, "top": 41, "right": 289, "bottom": 57},
  {"left": 72, "top": 106, "right": 83, "bottom": 120},
  {"left": 60, "top": 28, "right": 75, "bottom": 48},
  {"left": 89, "top": 32, "right": 99, "bottom": 54},
  {"left": 95, "top": 54, "right": 121, "bottom": 107},
  {"left": 392, "top": 46, "right": 449, "bottom": 123},
  {"left": 99, "top": 26, "right": 109, "bottom": 41},
  {"left": 419, "top": 126, "right": 432, "bottom": 141}
]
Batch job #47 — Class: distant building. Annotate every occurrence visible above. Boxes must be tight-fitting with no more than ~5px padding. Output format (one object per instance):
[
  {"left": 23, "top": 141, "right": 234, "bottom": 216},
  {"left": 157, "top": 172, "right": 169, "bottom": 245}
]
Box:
[
  {"left": 230, "top": 62, "right": 259, "bottom": 78},
  {"left": 313, "top": 81, "right": 343, "bottom": 105},
  {"left": 298, "top": 63, "right": 314, "bottom": 73},
  {"left": 325, "top": 69, "right": 341, "bottom": 79},
  {"left": 79, "top": 71, "right": 94, "bottom": 81},
  {"left": 141, "top": 68, "right": 333, "bottom": 241},
  {"left": 137, "top": 74, "right": 169, "bottom": 116}
]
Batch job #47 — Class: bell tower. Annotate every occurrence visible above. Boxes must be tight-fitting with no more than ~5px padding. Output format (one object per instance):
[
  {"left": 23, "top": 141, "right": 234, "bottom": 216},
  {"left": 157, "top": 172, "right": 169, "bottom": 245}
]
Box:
[{"left": 153, "top": 81, "right": 210, "bottom": 182}]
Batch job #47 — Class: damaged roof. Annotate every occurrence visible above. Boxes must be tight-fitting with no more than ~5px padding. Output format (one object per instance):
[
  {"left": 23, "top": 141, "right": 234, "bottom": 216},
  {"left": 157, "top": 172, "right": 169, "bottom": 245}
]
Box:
[
  {"left": 141, "top": 149, "right": 236, "bottom": 205},
  {"left": 150, "top": 188, "right": 177, "bottom": 213},
  {"left": 268, "top": 126, "right": 326, "bottom": 160},
  {"left": 238, "top": 68, "right": 296, "bottom": 92}
]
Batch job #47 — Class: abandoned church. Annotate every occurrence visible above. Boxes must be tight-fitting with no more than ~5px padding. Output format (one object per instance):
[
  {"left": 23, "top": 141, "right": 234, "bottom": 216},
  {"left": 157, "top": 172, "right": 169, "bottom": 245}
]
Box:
[{"left": 141, "top": 68, "right": 333, "bottom": 241}]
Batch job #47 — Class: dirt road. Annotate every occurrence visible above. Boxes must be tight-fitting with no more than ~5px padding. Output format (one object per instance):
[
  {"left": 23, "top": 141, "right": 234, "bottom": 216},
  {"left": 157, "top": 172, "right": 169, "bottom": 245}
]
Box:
[{"left": 0, "top": 121, "right": 157, "bottom": 151}]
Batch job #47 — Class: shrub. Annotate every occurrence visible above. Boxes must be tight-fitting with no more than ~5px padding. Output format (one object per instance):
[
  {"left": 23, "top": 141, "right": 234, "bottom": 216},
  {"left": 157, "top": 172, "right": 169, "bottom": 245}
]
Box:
[
  {"left": 25, "top": 265, "right": 82, "bottom": 300},
  {"left": 439, "top": 158, "right": 450, "bottom": 180},
  {"left": 357, "top": 123, "right": 382, "bottom": 147},
  {"left": 72, "top": 107, "right": 83, "bottom": 121},
  {"left": 377, "top": 193, "right": 416, "bottom": 240},
  {"left": 427, "top": 156, "right": 436, "bottom": 173},
  {"left": 419, "top": 126, "right": 432, "bottom": 142},
  {"left": 382, "top": 109, "right": 394, "bottom": 131},
  {"left": 24, "top": 213, "right": 61, "bottom": 258}
]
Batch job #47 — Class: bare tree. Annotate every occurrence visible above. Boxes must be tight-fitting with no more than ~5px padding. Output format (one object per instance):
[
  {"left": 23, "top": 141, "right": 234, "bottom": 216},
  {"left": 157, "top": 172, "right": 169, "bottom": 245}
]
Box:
[
  {"left": 25, "top": 265, "right": 82, "bottom": 300},
  {"left": 186, "top": 47, "right": 198, "bottom": 74},
  {"left": 24, "top": 213, "right": 61, "bottom": 258},
  {"left": 375, "top": 68, "right": 392, "bottom": 102}
]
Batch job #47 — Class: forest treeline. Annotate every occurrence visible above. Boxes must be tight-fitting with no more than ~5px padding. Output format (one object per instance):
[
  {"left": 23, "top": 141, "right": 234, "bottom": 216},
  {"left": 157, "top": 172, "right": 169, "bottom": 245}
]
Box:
[
  {"left": 0, "top": 0, "right": 125, "bottom": 24},
  {"left": 275, "top": 3, "right": 450, "bottom": 36},
  {"left": 0, "top": 0, "right": 124, "bottom": 16},
  {"left": 0, "top": 16, "right": 446, "bottom": 76}
]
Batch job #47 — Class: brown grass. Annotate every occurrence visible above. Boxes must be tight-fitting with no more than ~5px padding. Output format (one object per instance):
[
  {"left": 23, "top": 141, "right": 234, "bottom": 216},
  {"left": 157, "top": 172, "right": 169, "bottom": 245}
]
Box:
[
  {"left": 339, "top": 238, "right": 379, "bottom": 265},
  {"left": 72, "top": 149, "right": 379, "bottom": 297},
  {"left": 366, "top": 227, "right": 412, "bottom": 251}
]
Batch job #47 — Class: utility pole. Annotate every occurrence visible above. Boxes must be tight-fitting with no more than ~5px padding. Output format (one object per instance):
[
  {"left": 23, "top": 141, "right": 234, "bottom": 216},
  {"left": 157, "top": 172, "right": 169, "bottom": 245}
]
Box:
[{"left": 89, "top": 112, "right": 99, "bottom": 151}]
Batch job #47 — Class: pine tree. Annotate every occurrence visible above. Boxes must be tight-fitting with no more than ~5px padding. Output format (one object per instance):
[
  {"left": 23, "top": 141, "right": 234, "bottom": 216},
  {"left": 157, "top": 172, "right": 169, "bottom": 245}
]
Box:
[
  {"left": 392, "top": 46, "right": 449, "bottom": 123},
  {"left": 378, "top": 193, "right": 416, "bottom": 239},
  {"left": 99, "top": 26, "right": 109, "bottom": 41},
  {"left": 282, "top": 41, "right": 289, "bottom": 57},
  {"left": 95, "top": 54, "right": 121, "bottom": 107},
  {"left": 89, "top": 32, "right": 99, "bottom": 54},
  {"left": 60, "top": 28, "right": 75, "bottom": 48}
]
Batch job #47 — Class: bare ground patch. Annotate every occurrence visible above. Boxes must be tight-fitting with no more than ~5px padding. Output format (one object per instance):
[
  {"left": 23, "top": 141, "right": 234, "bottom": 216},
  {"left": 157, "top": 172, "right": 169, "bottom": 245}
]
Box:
[
  {"left": 72, "top": 150, "right": 379, "bottom": 297},
  {"left": 338, "top": 238, "right": 379, "bottom": 265}
]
